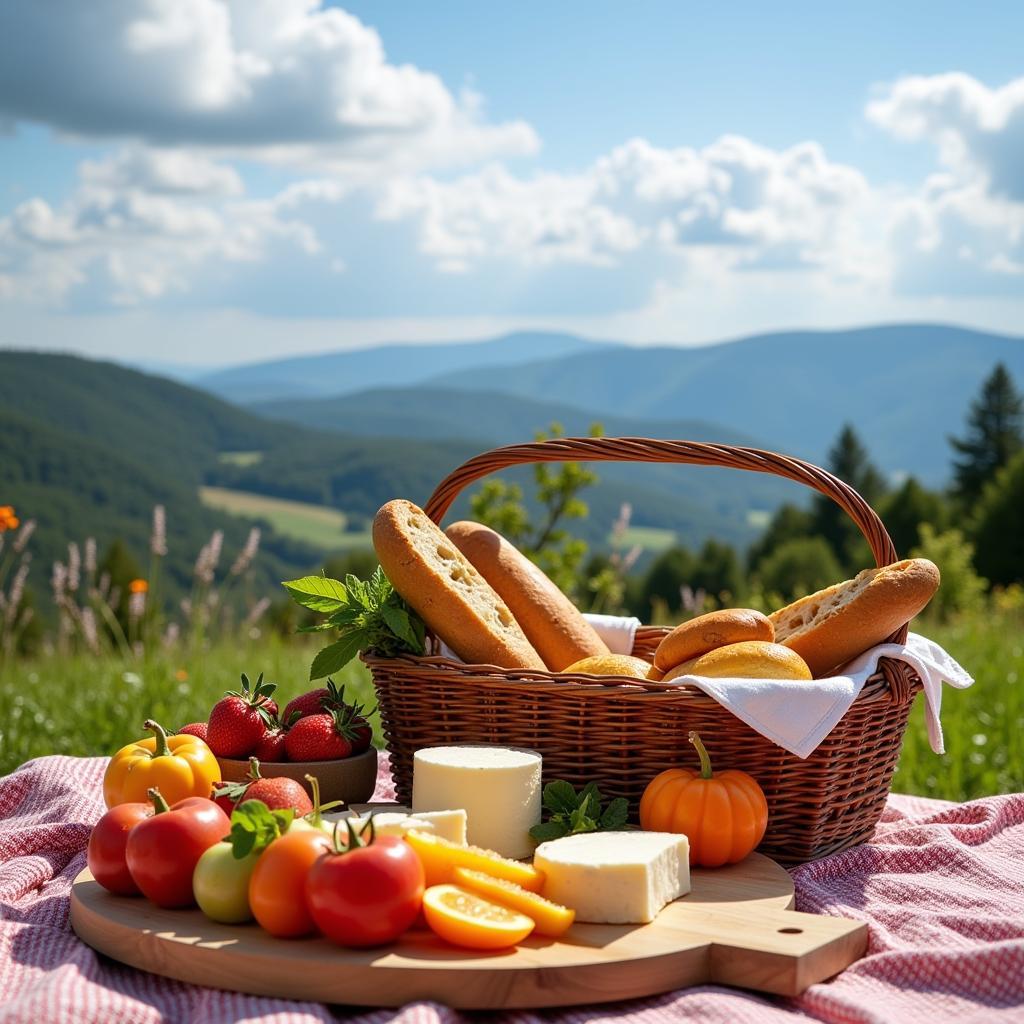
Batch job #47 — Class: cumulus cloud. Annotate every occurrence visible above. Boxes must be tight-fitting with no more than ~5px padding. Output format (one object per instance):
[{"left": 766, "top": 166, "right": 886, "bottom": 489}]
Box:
[
  {"left": 376, "top": 135, "right": 877, "bottom": 283},
  {"left": 0, "top": 0, "right": 537, "bottom": 175},
  {"left": 0, "top": 149, "right": 317, "bottom": 306},
  {"left": 867, "top": 72, "right": 1024, "bottom": 200}
]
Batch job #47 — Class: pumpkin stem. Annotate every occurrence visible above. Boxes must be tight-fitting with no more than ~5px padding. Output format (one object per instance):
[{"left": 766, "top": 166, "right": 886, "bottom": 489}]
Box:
[
  {"left": 144, "top": 719, "right": 172, "bottom": 759},
  {"left": 688, "top": 730, "right": 714, "bottom": 779}
]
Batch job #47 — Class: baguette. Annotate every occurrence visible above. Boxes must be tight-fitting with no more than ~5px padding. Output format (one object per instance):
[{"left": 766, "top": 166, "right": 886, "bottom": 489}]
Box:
[
  {"left": 445, "top": 521, "right": 610, "bottom": 671},
  {"left": 769, "top": 558, "right": 940, "bottom": 677},
  {"left": 372, "top": 500, "right": 545, "bottom": 671}
]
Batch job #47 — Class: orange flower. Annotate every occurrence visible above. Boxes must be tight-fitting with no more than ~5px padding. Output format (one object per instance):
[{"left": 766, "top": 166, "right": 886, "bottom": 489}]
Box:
[
  {"left": 128, "top": 578, "right": 149, "bottom": 594},
  {"left": 0, "top": 506, "right": 18, "bottom": 532}
]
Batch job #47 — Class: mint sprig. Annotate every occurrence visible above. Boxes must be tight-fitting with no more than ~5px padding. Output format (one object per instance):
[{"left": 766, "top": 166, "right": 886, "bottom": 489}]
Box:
[
  {"left": 283, "top": 567, "right": 426, "bottom": 681},
  {"left": 529, "top": 780, "right": 630, "bottom": 842},
  {"left": 227, "top": 799, "right": 295, "bottom": 859}
]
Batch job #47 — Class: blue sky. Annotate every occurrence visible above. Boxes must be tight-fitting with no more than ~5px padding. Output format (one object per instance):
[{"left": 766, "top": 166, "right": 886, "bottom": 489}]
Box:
[{"left": 1, "top": 1, "right": 1023, "bottom": 365}]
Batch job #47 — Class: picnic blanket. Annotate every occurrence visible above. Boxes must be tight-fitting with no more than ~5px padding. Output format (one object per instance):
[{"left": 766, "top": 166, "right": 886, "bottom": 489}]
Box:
[{"left": 1, "top": 754, "right": 1022, "bottom": 1024}]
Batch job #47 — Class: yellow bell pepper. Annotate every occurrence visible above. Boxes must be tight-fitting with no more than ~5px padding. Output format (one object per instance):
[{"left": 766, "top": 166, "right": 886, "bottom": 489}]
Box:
[{"left": 103, "top": 719, "right": 221, "bottom": 808}]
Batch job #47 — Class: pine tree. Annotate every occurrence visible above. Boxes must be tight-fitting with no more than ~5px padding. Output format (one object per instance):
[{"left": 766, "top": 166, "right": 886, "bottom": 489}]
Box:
[
  {"left": 950, "top": 363, "right": 1024, "bottom": 505},
  {"left": 812, "top": 424, "right": 888, "bottom": 571}
]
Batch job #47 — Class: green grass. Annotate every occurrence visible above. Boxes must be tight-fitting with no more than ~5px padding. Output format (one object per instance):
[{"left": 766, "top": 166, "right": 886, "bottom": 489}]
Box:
[
  {"left": 218, "top": 451, "right": 265, "bottom": 467},
  {"left": 0, "top": 635, "right": 378, "bottom": 776},
  {"left": 2, "top": 608, "right": 1020, "bottom": 802},
  {"left": 199, "top": 485, "right": 372, "bottom": 551},
  {"left": 611, "top": 526, "right": 677, "bottom": 552}
]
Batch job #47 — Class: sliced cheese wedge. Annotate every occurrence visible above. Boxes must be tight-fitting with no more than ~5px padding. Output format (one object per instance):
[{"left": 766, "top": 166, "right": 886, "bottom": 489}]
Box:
[{"left": 533, "top": 831, "right": 691, "bottom": 924}]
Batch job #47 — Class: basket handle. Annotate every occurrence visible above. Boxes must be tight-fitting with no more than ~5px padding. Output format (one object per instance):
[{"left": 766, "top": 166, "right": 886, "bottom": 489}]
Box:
[{"left": 423, "top": 437, "right": 907, "bottom": 644}]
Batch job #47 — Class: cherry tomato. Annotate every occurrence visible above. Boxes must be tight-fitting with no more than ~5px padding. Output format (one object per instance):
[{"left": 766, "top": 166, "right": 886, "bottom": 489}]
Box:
[
  {"left": 193, "top": 842, "right": 259, "bottom": 924},
  {"left": 248, "top": 828, "right": 332, "bottom": 937},
  {"left": 125, "top": 789, "right": 230, "bottom": 908},
  {"left": 87, "top": 802, "right": 152, "bottom": 895},
  {"left": 306, "top": 827, "right": 425, "bottom": 947}
]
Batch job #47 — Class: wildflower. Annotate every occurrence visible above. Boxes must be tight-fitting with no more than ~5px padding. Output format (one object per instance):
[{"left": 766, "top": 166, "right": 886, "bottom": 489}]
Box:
[
  {"left": 175, "top": 668, "right": 189, "bottom": 682},
  {"left": 67, "top": 543, "right": 81, "bottom": 592},
  {"left": 84, "top": 537, "right": 96, "bottom": 574},
  {"left": 128, "top": 578, "right": 148, "bottom": 594},
  {"left": 80, "top": 607, "right": 99, "bottom": 652},
  {"left": 245, "top": 596, "right": 271, "bottom": 625},
  {"left": 151, "top": 505, "right": 167, "bottom": 557},
  {"left": 13, "top": 519, "right": 35, "bottom": 553},
  {"left": 0, "top": 506, "right": 20, "bottom": 532},
  {"left": 230, "top": 527, "right": 261, "bottom": 576},
  {"left": 128, "top": 589, "right": 146, "bottom": 621}
]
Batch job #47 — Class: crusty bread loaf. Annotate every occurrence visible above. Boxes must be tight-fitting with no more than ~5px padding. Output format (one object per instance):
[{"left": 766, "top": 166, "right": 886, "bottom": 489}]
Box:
[
  {"left": 373, "top": 500, "right": 545, "bottom": 671},
  {"left": 445, "top": 521, "right": 610, "bottom": 671},
  {"left": 662, "top": 640, "right": 811, "bottom": 682},
  {"left": 653, "top": 608, "right": 774, "bottom": 672},
  {"left": 770, "top": 558, "right": 940, "bottom": 677}
]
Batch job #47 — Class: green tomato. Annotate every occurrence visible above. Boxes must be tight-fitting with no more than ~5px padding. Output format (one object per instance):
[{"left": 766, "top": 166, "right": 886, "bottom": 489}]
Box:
[
  {"left": 291, "top": 815, "right": 339, "bottom": 836},
  {"left": 192, "top": 841, "right": 259, "bottom": 924}
]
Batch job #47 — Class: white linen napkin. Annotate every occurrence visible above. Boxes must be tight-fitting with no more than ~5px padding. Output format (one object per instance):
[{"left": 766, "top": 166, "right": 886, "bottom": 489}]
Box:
[
  {"left": 662, "top": 631, "right": 974, "bottom": 759},
  {"left": 436, "top": 612, "right": 640, "bottom": 661}
]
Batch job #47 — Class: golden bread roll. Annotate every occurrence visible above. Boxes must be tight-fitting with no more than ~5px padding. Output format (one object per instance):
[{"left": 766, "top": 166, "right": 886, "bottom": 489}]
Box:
[
  {"left": 769, "top": 558, "right": 940, "bottom": 677},
  {"left": 445, "top": 520, "right": 610, "bottom": 671},
  {"left": 562, "top": 654, "right": 654, "bottom": 680},
  {"left": 662, "top": 640, "right": 812, "bottom": 681},
  {"left": 653, "top": 608, "right": 774, "bottom": 672},
  {"left": 373, "top": 500, "right": 545, "bottom": 671}
]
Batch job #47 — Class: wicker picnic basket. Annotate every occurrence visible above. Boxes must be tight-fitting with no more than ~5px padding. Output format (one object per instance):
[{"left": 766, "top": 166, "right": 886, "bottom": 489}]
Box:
[{"left": 364, "top": 437, "right": 922, "bottom": 864}]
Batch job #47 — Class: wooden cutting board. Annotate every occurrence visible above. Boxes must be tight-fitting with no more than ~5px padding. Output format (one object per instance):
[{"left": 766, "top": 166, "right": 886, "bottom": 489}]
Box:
[{"left": 70, "top": 852, "right": 866, "bottom": 1008}]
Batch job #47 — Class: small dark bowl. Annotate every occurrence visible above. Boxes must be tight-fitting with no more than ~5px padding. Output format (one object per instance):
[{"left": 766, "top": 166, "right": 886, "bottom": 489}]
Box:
[{"left": 216, "top": 747, "right": 378, "bottom": 806}]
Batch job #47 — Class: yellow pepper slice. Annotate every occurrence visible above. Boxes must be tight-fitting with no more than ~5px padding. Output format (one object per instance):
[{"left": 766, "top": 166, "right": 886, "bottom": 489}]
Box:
[{"left": 103, "top": 719, "right": 220, "bottom": 808}]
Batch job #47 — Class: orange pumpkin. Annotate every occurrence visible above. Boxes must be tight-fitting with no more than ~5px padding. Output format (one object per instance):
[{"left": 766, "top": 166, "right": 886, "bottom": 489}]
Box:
[{"left": 639, "top": 731, "right": 768, "bottom": 867}]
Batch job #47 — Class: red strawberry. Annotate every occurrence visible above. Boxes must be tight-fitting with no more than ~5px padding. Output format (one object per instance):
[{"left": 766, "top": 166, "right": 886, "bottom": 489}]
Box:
[
  {"left": 282, "top": 677, "right": 347, "bottom": 724},
  {"left": 178, "top": 722, "right": 208, "bottom": 742},
  {"left": 252, "top": 727, "right": 289, "bottom": 762},
  {"left": 206, "top": 672, "right": 278, "bottom": 758},
  {"left": 284, "top": 709, "right": 356, "bottom": 762},
  {"left": 242, "top": 759, "right": 313, "bottom": 815},
  {"left": 349, "top": 712, "right": 373, "bottom": 754}
]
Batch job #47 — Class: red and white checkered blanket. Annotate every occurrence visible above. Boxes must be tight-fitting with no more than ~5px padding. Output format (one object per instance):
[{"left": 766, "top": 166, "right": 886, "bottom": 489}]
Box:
[{"left": 1, "top": 755, "right": 1022, "bottom": 1023}]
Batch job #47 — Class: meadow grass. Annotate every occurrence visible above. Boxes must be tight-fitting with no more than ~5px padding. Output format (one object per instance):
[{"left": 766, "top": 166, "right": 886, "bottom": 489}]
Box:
[
  {"left": 1, "top": 608, "right": 1020, "bottom": 801},
  {"left": 198, "top": 485, "right": 372, "bottom": 550}
]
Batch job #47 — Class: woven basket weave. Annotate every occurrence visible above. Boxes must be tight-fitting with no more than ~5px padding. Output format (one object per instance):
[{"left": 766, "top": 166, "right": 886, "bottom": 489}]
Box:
[{"left": 365, "top": 437, "right": 921, "bottom": 864}]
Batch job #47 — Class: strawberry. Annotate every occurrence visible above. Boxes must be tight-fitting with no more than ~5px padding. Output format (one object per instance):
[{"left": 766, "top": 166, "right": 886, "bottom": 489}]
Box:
[
  {"left": 281, "top": 677, "right": 348, "bottom": 724},
  {"left": 206, "top": 672, "right": 278, "bottom": 758},
  {"left": 284, "top": 708, "right": 358, "bottom": 762},
  {"left": 252, "top": 727, "right": 289, "bottom": 762},
  {"left": 178, "top": 722, "right": 208, "bottom": 742},
  {"left": 243, "top": 758, "right": 313, "bottom": 815}
]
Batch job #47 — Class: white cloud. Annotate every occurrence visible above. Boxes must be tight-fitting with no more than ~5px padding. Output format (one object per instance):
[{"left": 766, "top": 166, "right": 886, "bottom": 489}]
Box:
[
  {"left": 376, "top": 135, "right": 878, "bottom": 284},
  {"left": 0, "top": 149, "right": 317, "bottom": 306},
  {"left": 0, "top": 1, "right": 537, "bottom": 176},
  {"left": 867, "top": 72, "right": 1024, "bottom": 200}
]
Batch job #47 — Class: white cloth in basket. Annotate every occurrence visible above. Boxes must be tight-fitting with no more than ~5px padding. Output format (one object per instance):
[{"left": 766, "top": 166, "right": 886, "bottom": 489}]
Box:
[
  {"left": 653, "top": 630, "right": 973, "bottom": 759},
  {"left": 442, "top": 615, "right": 972, "bottom": 759}
]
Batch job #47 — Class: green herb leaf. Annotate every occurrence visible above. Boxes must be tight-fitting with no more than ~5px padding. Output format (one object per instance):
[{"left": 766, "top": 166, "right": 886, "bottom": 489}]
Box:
[
  {"left": 542, "top": 779, "right": 580, "bottom": 816},
  {"left": 309, "top": 632, "right": 365, "bottom": 681},
  {"left": 380, "top": 603, "right": 417, "bottom": 647},
  {"left": 281, "top": 576, "right": 350, "bottom": 613},
  {"left": 228, "top": 799, "right": 295, "bottom": 859},
  {"left": 529, "top": 820, "right": 570, "bottom": 842},
  {"left": 600, "top": 797, "right": 629, "bottom": 830},
  {"left": 569, "top": 805, "right": 598, "bottom": 833}
]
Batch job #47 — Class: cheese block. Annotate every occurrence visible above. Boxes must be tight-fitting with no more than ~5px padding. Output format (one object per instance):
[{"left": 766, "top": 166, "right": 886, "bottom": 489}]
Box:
[
  {"left": 533, "top": 831, "right": 691, "bottom": 924},
  {"left": 411, "top": 809, "right": 468, "bottom": 845},
  {"left": 412, "top": 745, "right": 541, "bottom": 859},
  {"left": 349, "top": 809, "right": 468, "bottom": 845}
]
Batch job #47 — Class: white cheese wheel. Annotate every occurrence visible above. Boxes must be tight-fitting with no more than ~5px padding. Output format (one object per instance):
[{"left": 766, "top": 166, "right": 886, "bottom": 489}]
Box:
[
  {"left": 412, "top": 745, "right": 541, "bottom": 858},
  {"left": 533, "top": 831, "right": 691, "bottom": 924}
]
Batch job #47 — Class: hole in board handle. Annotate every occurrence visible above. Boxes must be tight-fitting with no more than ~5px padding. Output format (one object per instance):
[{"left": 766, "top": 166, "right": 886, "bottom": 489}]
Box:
[{"left": 778, "top": 927, "right": 803, "bottom": 934}]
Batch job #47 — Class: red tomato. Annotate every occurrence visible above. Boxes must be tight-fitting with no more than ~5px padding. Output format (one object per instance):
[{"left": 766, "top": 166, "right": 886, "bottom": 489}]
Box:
[
  {"left": 248, "top": 829, "right": 332, "bottom": 938},
  {"left": 125, "top": 789, "right": 230, "bottom": 908},
  {"left": 87, "top": 802, "right": 152, "bottom": 895},
  {"left": 306, "top": 834, "right": 425, "bottom": 946}
]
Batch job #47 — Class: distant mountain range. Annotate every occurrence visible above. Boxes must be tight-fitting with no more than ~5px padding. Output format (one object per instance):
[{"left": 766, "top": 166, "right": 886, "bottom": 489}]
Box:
[
  {"left": 234, "top": 323, "right": 1024, "bottom": 485},
  {"left": 197, "top": 331, "right": 608, "bottom": 403}
]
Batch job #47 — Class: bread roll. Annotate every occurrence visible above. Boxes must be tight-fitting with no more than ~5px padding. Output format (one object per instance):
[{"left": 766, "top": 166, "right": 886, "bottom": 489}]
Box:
[
  {"left": 662, "top": 640, "right": 811, "bottom": 681},
  {"left": 653, "top": 608, "right": 774, "bottom": 672},
  {"left": 769, "top": 558, "right": 940, "bottom": 677},
  {"left": 373, "top": 500, "right": 545, "bottom": 671},
  {"left": 445, "top": 520, "right": 610, "bottom": 671}
]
